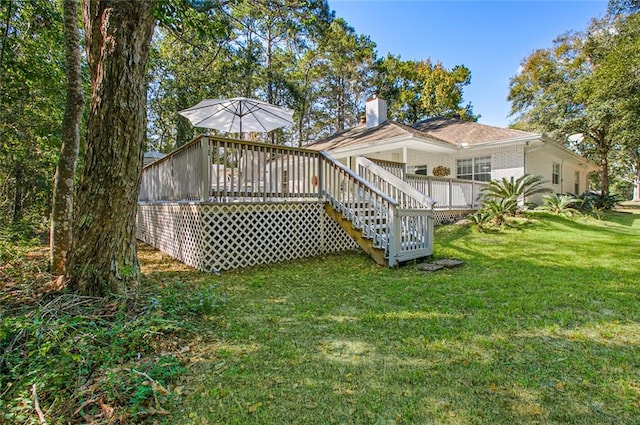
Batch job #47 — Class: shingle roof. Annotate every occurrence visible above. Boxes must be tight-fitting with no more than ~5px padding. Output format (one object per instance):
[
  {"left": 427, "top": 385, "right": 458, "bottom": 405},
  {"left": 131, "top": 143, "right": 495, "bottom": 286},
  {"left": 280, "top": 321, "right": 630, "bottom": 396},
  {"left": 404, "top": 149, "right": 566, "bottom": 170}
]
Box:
[
  {"left": 411, "top": 117, "right": 535, "bottom": 145},
  {"left": 305, "top": 121, "right": 419, "bottom": 151},
  {"left": 305, "top": 117, "right": 537, "bottom": 152}
]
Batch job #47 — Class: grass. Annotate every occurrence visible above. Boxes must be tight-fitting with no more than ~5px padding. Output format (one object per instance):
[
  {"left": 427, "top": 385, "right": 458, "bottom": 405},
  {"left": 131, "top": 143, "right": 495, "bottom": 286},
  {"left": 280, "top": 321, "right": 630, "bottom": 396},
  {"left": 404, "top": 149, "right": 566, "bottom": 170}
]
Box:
[
  {"left": 159, "top": 211, "right": 640, "bottom": 424},
  {"left": 2, "top": 211, "right": 639, "bottom": 423}
]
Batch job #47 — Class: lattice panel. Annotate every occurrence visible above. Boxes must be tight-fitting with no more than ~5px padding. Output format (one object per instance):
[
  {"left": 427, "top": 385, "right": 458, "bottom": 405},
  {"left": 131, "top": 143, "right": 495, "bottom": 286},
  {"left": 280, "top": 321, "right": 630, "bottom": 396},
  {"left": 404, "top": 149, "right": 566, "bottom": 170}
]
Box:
[
  {"left": 433, "top": 209, "right": 474, "bottom": 225},
  {"left": 137, "top": 202, "right": 358, "bottom": 273}
]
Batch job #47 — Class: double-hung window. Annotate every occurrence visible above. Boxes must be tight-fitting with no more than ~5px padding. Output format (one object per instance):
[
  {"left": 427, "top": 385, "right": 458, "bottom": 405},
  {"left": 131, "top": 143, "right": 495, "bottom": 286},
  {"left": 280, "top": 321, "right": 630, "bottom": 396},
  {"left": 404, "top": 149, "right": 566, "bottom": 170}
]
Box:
[
  {"left": 552, "top": 163, "right": 560, "bottom": 185},
  {"left": 408, "top": 164, "right": 428, "bottom": 175},
  {"left": 457, "top": 156, "right": 491, "bottom": 181}
]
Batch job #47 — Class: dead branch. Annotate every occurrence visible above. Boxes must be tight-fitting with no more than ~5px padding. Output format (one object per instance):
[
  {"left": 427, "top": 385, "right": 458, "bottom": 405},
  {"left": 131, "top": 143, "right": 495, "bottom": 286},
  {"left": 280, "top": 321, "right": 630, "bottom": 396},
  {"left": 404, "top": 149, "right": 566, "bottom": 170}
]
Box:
[{"left": 32, "top": 384, "right": 48, "bottom": 425}]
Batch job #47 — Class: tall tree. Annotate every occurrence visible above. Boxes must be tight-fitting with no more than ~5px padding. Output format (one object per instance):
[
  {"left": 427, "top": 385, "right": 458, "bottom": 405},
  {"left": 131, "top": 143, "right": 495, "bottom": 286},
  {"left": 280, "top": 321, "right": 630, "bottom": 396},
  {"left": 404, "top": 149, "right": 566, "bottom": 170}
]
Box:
[
  {"left": 374, "top": 55, "right": 477, "bottom": 124},
  {"left": 316, "top": 17, "right": 376, "bottom": 133},
  {"left": 508, "top": 29, "right": 615, "bottom": 194},
  {"left": 509, "top": 9, "right": 640, "bottom": 196},
  {"left": 50, "top": 0, "right": 84, "bottom": 276},
  {"left": 0, "top": 0, "right": 66, "bottom": 224},
  {"left": 65, "top": 0, "right": 156, "bottom": 295}
]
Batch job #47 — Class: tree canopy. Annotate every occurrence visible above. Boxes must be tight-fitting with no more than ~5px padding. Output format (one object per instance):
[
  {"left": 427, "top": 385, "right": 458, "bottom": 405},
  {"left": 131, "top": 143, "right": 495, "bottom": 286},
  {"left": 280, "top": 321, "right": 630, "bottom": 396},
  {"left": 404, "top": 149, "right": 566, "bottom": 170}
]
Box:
[{"left": 508, "top": 8, "right": 640, "bottom": 196}]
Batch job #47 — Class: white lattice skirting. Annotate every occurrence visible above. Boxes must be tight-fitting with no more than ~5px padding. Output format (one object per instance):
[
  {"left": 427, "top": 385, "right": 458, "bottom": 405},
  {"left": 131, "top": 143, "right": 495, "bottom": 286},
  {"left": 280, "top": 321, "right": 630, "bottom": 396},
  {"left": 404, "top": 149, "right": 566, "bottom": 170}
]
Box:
[
  {"left": 433, "top": 209, "right": 475, "bottom": 224},
  {"left": 137, "top": 202, "right": 359, "bottom": 272}
]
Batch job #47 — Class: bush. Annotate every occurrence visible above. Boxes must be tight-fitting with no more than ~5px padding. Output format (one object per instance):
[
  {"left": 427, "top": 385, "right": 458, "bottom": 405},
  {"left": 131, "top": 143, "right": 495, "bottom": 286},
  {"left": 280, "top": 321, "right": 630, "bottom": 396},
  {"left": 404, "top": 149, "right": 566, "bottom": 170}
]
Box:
[
  {"left": 0, "top": 246, "right": 226, "bottom": 423},
  {"left": 537, "top": 194, "right": 581, "bottom": 217},
  {"left": 472, "top": 174, "right": 550, "bottom": 229},
  {"left": 577, "top": 191, "right": 623, "bottom": 219}
]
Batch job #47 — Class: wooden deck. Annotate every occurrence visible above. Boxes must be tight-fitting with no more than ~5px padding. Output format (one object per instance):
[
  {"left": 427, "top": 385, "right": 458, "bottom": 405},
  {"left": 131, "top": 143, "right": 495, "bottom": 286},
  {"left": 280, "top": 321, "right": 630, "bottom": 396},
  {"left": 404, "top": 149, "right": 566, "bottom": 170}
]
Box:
[{"left": 138, "top": 136, "right": 485, "bottom": 271}]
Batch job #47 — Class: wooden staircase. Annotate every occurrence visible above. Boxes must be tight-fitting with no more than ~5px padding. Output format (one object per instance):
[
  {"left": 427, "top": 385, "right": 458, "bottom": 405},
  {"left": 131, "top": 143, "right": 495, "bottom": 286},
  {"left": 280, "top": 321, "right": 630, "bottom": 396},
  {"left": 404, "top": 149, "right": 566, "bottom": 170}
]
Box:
[
  {"left": 319, "top": 153, "right": 435, "bottom": 267},
  {"left": 323, "top": 202, "right": 387, "bottom": 266}
]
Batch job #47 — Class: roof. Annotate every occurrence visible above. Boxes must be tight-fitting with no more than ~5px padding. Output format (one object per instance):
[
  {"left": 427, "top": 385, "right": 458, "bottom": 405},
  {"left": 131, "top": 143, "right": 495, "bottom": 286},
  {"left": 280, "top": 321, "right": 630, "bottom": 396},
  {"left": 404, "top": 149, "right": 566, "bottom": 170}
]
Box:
[
  {"left": 305, "top": 117, "right": 538, "bottom": 152},
  {"left": 305, "top": 121, "right": 437, "bottom": 151},
  {"left": 411, "top": 117, "right": 536, "bottom": 145}
]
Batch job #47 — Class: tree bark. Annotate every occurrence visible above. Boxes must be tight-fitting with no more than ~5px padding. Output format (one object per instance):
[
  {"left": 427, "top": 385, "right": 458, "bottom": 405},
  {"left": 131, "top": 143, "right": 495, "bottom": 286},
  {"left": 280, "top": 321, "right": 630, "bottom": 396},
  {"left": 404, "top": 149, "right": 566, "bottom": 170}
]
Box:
[
  {"left": 596, "top": 131, "right": 609, "bottom": 195},
  {"left": 65, "top": 0, "right": 156, "bottom": 296},
  {"left": 50, "top": 0, "right": 84, "bottom": 276}
]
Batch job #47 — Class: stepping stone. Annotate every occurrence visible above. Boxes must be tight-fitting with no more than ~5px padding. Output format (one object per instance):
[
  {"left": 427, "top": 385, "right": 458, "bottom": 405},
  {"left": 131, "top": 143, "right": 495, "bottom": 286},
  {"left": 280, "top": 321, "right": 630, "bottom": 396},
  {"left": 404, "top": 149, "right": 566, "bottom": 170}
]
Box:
[
  {"left": 417, "top": 263, "right": 445, "bottom": 272},
  {"left": 433, "top": 259, "right": 464, "bottom": 268}
]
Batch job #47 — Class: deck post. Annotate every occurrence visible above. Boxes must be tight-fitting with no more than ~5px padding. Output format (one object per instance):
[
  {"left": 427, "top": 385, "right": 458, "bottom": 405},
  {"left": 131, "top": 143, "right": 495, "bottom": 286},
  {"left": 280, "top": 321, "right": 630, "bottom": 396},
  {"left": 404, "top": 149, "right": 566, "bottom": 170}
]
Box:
[
  {"left": 317, "top": 155, "right": 324, "bottom": 199},
  {"left": 388, "top": 207, "right": 400, "bottom": 267},
  {"left": 200, "top": 137, "right": 212, "bottom": 202}
]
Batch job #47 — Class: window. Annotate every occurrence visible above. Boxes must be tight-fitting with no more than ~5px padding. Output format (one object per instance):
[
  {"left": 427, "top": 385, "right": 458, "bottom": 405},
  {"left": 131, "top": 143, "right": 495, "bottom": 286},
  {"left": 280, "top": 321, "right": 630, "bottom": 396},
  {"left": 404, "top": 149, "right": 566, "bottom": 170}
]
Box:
[
  {"left": 457, "top": 156, "right": 491, "bottom": 181},
  {"left": 552, "top": 163, "right": 560, "bottom": 185},
  {"left": 574, "top": 171, "right": 580, "bottom": 194},
  {"left": 408, "top": 164, "right": 428, "bottom": 175},
  {"left": 457, "top": 158, "right": 473, "bottom": 180}
]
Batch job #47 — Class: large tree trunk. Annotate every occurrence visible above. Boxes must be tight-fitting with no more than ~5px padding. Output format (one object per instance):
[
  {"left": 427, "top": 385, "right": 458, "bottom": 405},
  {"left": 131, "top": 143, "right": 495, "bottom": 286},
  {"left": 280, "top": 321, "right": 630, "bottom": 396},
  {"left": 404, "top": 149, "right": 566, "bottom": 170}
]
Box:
[
  {"left": 593, "top": 129, "right": 610, "bottom": 196},
  {"left": 50, "top": 0, "right": 84, "bottom": 276},
  {"left": 65, "top": 0, "right": 155, "bottom": 296}
]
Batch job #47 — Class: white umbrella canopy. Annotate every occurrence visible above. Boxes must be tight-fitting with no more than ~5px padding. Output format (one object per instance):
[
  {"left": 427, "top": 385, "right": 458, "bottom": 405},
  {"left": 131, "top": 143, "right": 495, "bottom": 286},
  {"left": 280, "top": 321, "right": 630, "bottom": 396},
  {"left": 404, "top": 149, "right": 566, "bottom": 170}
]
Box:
[{"left": 178, "top": 97, "right": 294, "bottom": 134}]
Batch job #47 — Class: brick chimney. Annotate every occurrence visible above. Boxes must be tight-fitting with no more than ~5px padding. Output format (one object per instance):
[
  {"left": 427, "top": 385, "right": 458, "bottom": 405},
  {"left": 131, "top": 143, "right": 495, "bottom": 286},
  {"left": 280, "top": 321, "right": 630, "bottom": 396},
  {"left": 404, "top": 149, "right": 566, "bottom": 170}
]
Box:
[{"left": 366, "top": 94, "right": 387, "bottom": 128}]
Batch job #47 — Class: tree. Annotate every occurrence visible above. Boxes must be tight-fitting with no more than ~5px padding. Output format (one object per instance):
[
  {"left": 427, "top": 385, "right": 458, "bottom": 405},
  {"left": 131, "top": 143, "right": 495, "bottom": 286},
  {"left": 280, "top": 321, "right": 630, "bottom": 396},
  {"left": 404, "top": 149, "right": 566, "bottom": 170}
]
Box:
[
  {"left": 65, "top": 0, "right": 156, "bottom": 295},
  {"left": 315, "top": 17, "right": 376, "bottom": 133},
  {"left": 508, "top": 29, "right": 615, "bottom": 194},
  {"left": 50, "top": 0, "right": 84, "bottom": 276},
  {"left": 0, "top": 0, "right": 66, "bottom": 224},
  {"left": 374, "top": 55, "right": 477, "bottom": 124}
]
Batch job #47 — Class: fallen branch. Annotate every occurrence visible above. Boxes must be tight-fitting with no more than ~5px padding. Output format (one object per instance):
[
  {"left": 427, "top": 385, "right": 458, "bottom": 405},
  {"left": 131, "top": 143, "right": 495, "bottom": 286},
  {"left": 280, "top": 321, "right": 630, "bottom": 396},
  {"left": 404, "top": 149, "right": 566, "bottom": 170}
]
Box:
[{"left": 32, "top": 384, "right": 48, "bottom": 425}]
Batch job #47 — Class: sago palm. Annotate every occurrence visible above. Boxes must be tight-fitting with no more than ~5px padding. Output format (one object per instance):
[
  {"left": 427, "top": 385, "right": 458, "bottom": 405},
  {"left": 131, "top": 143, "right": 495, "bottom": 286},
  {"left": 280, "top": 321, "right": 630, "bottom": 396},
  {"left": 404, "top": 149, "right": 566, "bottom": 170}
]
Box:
[
  {"left": 538, "top": 194, "right": 581, "bottom": 217},
  {"left": 481, "top": 174, "right": 551, "bottom": 211}
]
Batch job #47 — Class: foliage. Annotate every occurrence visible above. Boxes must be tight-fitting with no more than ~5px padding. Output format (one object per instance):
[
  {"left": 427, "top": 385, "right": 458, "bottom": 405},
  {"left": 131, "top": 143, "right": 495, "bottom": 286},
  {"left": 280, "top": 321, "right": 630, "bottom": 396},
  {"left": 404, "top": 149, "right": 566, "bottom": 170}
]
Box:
[
  {"left": 537, "top": 194, "right": 581, "bottom": 217},
  {"left": 147, "top": 0, "right": 340, "bottom": 149},
  {"left": 0, "top": 243, "right": 225, "bottom": 423},
  {"left": 578, "top": 191, "right": 623, "bottom": 219},
  {"left": 481, "top": 174, "right": 550, "bottom": 208},
  {"left": 0, "top": 0, "right": 67, "bottom": 224},
  {"left": 373, "top": 54, "right": 477, "bottom": 125},
  {"left": 472, "top": 175, "right": 550, "bottom": 229},
  {"left": 508, "top": 10, "right": 640, "bottom": 196}
]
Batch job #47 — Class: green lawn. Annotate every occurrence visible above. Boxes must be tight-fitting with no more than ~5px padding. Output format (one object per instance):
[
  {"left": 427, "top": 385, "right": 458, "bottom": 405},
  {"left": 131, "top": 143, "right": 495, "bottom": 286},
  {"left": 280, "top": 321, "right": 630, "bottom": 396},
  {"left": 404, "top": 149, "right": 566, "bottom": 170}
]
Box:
[{"left": 156, "top": 211, "right": 640, "bottom": 424}]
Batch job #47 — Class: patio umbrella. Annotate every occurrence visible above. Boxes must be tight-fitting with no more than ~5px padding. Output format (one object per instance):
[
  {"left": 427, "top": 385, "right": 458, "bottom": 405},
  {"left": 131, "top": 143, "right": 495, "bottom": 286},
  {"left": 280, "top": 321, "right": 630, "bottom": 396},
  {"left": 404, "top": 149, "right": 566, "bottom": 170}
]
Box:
[{"left": 178, "top": 97, "right": 294, "bottom": 134}]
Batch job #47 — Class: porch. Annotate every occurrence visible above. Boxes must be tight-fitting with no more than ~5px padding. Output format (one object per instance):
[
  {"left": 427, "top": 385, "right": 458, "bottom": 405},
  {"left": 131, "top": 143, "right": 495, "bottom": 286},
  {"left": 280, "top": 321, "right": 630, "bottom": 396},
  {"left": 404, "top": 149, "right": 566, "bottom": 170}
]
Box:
[{"left": 137, "top": 136, "right": 485, "bottom": 272}]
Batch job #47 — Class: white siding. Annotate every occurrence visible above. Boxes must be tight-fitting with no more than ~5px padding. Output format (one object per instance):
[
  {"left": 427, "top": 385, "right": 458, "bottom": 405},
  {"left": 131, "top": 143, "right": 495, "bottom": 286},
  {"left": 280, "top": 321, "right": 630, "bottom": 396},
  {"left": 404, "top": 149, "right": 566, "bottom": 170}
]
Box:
[
  {"left": 454, "top": 145, "right": 525, "bottom": 180},
  {"left": 406, "top": 150, "right": 455, "bottom": 176},
  {"left": 526, "top": 146, "right": 592, "bottom": 204}
]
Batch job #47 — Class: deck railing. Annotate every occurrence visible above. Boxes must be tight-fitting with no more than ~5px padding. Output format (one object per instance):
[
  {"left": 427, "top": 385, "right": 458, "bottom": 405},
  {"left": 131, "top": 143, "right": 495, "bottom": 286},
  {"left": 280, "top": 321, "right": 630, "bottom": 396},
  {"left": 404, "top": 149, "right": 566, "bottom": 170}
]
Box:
[
  {"left": 406, "top": 174, "right": 486, "bottom": 210},
  {"left": 355, "top": 157, "right": 435, "bottom": 209},
  {"left": 365, "top": 157, "right": 406, "bottom": 179},
  {"left": 320, "top": 152, "right": 401, "bottom": 264},
  {"left": 318, "top": 153, "right": 433, "bottom": 266},
  {"left": 139, "top": 135, "right": 321, "bottom": 202}
]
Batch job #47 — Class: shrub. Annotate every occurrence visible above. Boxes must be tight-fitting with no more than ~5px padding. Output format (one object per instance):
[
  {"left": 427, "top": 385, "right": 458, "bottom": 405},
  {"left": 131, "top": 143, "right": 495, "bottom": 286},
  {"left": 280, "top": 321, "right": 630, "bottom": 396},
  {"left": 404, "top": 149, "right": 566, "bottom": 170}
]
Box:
[
  {"left": 538, "top": 194, "right": 581, "bottom": 217},
  {"left": 481, "top": 174, "right": 551, "bottom": 210},
  {"left": 473, "top": 174, "right": 550, "bottom": 227},
  {"left": 578, "top": 191, "right": 622, "bottom": 218}
]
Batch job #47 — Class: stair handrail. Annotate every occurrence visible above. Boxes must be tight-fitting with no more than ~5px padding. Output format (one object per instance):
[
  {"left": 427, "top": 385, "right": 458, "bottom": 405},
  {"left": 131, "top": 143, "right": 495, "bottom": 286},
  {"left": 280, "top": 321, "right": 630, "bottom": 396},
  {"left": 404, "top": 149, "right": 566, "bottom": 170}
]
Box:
[
  {"left": 319, "top": 152, "right": 399, "bottom": 207},
  {"left": 355, "top": 156, "right": 436, "bottom": 209}
]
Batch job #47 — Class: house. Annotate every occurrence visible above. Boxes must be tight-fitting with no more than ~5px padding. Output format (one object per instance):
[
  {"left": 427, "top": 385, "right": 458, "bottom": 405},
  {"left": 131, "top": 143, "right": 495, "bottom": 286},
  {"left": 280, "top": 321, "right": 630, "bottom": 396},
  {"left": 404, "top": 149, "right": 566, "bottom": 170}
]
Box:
[
  {"left": 305, "top": 97, "right": 598, "bottom": 204},
  {"left": 137, "top": 98, "right": 598, "bottom": 273}
]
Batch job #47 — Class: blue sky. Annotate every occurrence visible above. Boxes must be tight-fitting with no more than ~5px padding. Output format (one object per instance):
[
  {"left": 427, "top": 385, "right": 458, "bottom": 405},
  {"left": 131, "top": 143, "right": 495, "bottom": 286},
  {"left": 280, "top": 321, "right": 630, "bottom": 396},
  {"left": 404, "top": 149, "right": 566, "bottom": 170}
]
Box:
[{"left": 328, "top": 0, "right": 608, "bottom": 127}]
